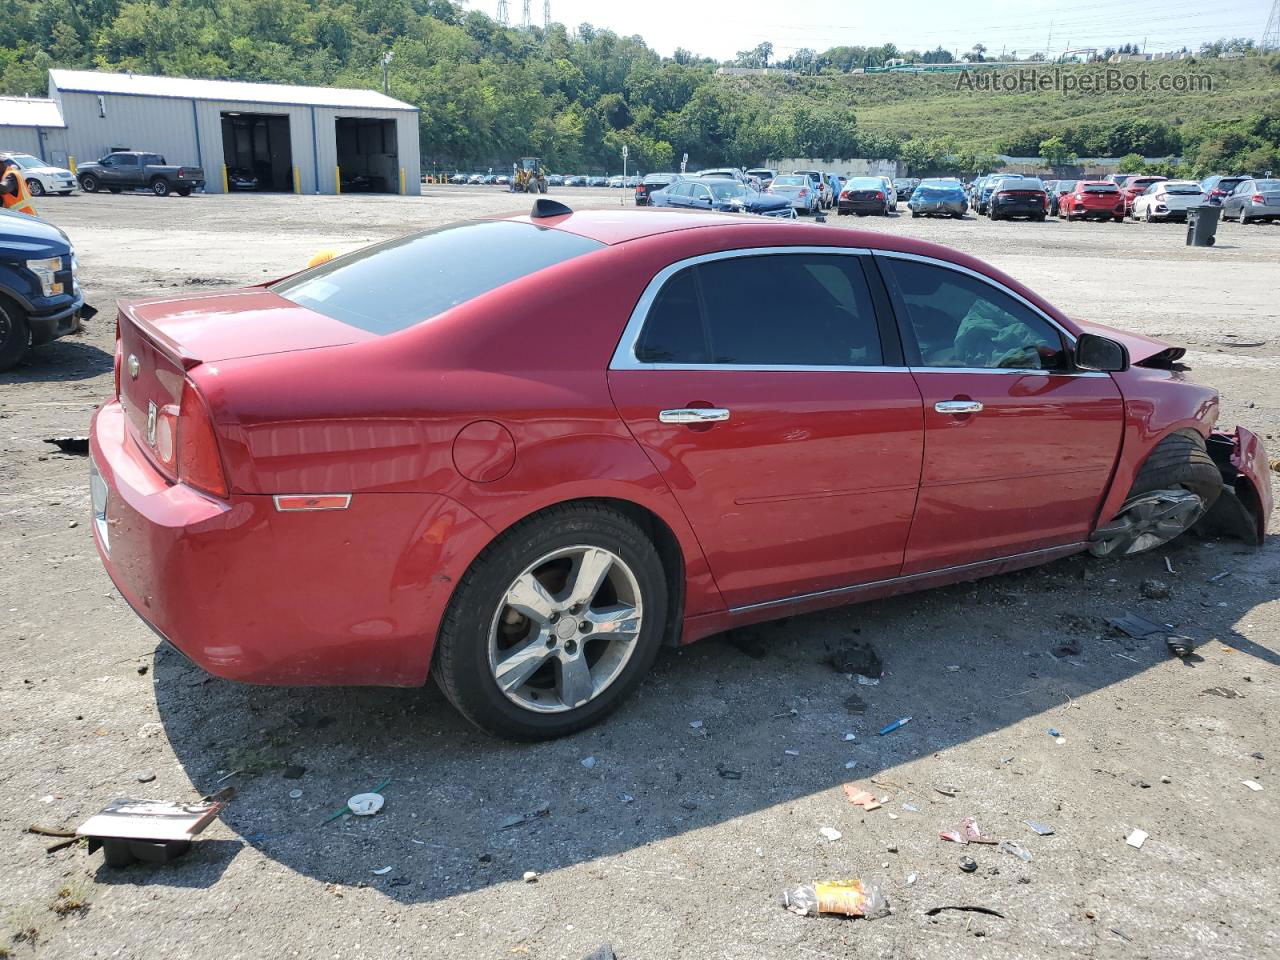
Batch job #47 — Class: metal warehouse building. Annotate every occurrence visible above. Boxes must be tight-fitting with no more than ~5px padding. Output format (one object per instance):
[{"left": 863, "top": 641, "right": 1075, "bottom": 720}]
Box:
[
  {"left": 45, "top": 70, "right": 421, "bottom": 195},
  {"left": 0, "top": 96, "right": 70, "bottom": 160}
]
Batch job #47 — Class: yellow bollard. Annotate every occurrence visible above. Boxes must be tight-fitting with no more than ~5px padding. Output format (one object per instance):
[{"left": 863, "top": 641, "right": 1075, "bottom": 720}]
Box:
[
  {"left": 293, "top": 165, "right": 301, "bottom": 194},
  {"left": 68, "top": 155, "right": 77, "bottom": 175},
  {"left": 399, "top": 167, "right": 406, "bottom": 195},
  {"left": 221, "top": 164, "right": 229, "bottom": 194},
  {"left": 335, "top": 166, "right": 341, "bottom": 194}
]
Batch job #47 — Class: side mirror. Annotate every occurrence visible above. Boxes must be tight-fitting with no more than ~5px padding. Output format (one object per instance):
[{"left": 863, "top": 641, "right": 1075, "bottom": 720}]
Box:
[{"left": 1075, "top": 333, "right": 1128, "bottom": 372}]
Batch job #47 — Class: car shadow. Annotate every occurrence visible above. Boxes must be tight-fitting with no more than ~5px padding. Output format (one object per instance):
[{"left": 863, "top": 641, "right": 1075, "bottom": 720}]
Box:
[
  {"left": 0, "top": 337, "right": 111, "bottom": 384},
  {"left": 150, "top": 535, "right": 1279, "bottom": 902}
]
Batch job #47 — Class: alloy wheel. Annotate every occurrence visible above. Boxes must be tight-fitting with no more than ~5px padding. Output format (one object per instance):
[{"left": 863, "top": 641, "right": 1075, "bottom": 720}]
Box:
[
  {"left": 488, "top": 545, "right": 643, "bottom": 713},
  {"left": 1088, "top": 489, "right": 1205, "bottom": 557}
]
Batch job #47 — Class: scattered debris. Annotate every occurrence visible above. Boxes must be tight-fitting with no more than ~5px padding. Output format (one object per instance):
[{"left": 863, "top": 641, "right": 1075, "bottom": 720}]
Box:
[
  {"left": 371, "top": 866, "right": 392, "bottom": 875},
  {"left": 523, "top": 871, "right": 539, "bottom": 883},
  {"left": 782, "top": 878, "right": 889, "bottom": 918},
  {"left": 135, "top": 770, "right": 156, "bottom": 784},
  {"left": 347, "top": 793, "right": 385, "bottom": 817},
  {"left": 289, "top": 789, "right": 303, "bottom": 800},
  {"left": 582, "top": 946, "right": 618, "bottom": 960},
  {"left": 1203, "top": 687, "right": 1242, "bottom": 699},
  {"left": 999, "top": 840, "right": 1033, "bottom": 862},
  {"left": 1164, "top": 556, "right": 1175, "bottom": 574},
  {"left": 844, "top": 760, "right": 859, "bottom": 770},
  {"left": 136, "top": 665, "right": 149, "bottom": 676},
  {"left": 716, "top": 764, "right": 743, "bottom": 780},
  {"left": 945, "top": 664, "right": 961, "bottom": 672},
  {"left": 618, "top": 793, "right": 634, "bottom": 804},
  {"left": 843, "top": 784, "right": 882, "bottom": 811},
  {"left": 77, "top": 794, "right": 229, "bottom": 867},
  {"left": 1160, "top": 775, "right": 1172, "bottom": 784},
  {"left": 843, "top": 732, "right": 857, "bottom": 742},
  {"left": 1209, "top": 571, "right": 1232, "bottom": 583},
  {"left": 689, "top": 720, "right": 703, "bottom": 729},
  {"left": 1252, "top": 752, "right": 1265, "bottom": 760},
  {"left": 1108, "top": 613, "right": 1168, "bottom": 639},
  {"left": 1140, "top": 578, "right": 1171, "bottom": 600},
  {"left": 902, "top": 803, "right": 919, "bottom": 813},
  {"left": 844, "top": 694, "right": 867, "bottom": 715},
  {"left": 1110, "top": 928, "right": 1134, "bottom": 942},
  {"left": 826, "top": 639, "right": 883, "bottom": 679},
  {"left": 1166, "top": 635, "right": 1195, "bottom": 657},
  {"left": 879, "top": 717, "right": 911, "bottom": 736},
  {"left": 44, "top": 436, "right": 90, "bottom": 454},
  {"left": 1242, "top": 780, "right": 1263, "bottom": 792},
  {"left": 770, "top": 708, "right": 799, "bottom": 719},
  {"left": 856, "top": 675, "right": 880, "bottom": 686},
  {"left": 934, "top": 784, "right": 960, "bottom": 798},
  {"left": 940, "top": 817, "right": 994, "bottom": 845},
  {"left": 581, "top": 756, "right": 597, "bottom": 770},
  {"left": 958, "top": 856, "right": 978, "bottom": 873},
  {"left": 1050, "top": 638, "right": 1082, "bottom": 659},
  {"left": 499, "top": 803, "right": 551, "bottom": 830},
  {"left": 819, "top": 826, "right": 843, "bottom": 842},
  {"left": 926, "top": 905, "right": 1005, "bottom": 918},
  {"left": 784, "top": 749, "right": 800, "bottom": 756},
  {"left": 1125, "top": 829, "right": 1148, "bottom": 849},
  {"left": 1025, "top": 821, "right": 1054, "bottom": 836}
]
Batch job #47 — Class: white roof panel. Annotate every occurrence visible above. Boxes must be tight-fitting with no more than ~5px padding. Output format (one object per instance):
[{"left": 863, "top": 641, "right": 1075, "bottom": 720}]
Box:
[
  {"left": 49, "top": 70, "right": 416, "bottom": 112},
  {"left": 0, "top": 97, "right": 66, "bottom": 128}
]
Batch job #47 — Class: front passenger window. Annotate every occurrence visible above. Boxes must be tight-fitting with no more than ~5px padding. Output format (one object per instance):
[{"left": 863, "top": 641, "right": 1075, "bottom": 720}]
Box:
[{"left": 882, "top": 258, "right": 1067, "bottom": 371}]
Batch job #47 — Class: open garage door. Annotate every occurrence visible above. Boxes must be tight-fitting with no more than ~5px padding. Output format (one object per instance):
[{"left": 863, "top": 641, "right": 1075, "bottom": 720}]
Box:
[
  {"left": 221, "top": 112, "right": 293, "bottom": 192},
  {"left": 335, "top": 117, "right": 398, "bottom": 193}
]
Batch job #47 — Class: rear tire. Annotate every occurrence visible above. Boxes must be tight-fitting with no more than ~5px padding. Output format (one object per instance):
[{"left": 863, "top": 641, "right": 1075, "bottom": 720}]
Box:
[
  {"left": 80, "top": 174, "right": 99, "bottom": 193},
  {"left": 432, "top": 503, "right": 670, "bottom": 740},
  {"left": 0, "top": 297, "right": 32, "bottom": 371},
  {"left": 1089, "top": 431, "right": 1222, "bottom": 557}
]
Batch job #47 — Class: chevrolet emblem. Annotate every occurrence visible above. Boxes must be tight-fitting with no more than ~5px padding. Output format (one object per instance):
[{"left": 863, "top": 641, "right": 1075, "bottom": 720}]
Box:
[{"left": 127, "top": 354, "right": 140, "bottom": 379}]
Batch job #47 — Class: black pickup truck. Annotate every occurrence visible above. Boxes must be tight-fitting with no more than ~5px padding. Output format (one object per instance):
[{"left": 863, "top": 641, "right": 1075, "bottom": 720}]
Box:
[{"left": 76, "top": 152, "right": 205, "bottom": 197}]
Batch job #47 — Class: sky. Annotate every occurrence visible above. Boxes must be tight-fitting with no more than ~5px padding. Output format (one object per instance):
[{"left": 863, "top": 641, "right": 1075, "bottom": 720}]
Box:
[{"left": 492, "top": 0, "right": 1274, "bottom": 62}]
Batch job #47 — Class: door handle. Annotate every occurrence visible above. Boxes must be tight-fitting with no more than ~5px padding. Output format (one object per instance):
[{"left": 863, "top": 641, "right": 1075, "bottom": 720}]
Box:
[
  {"left": 659, "top": 408, "right": 731, "bottom": 424},
  {"left": 934, "top": 400, "right": 984, "bottom": 414}
]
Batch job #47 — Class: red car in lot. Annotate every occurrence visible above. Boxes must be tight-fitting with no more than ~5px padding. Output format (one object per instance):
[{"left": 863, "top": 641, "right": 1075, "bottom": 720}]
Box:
[
  {"left": 89, "top": 202, "right": 1271, "bottom": 739},
  {"left": 1060, "top": 181, "right": 1126, "bottom": 221}
]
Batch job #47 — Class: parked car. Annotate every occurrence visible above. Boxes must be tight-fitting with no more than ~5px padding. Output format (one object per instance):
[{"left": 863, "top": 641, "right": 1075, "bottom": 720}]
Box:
[
  {"left": 838, "top": 176, "right": 893, "bottom": 216},
  {"left": 648, "top": 177, "right": 793, "bottom": 217},
  {"left": 766, "top": 174, "right": 821, "bottom": 215},
  {"left": 0, "top": 209, "right": 94, "bottom": 370},
  {"left": 698, "top": 168, "right": 747, "bottom": 183},
  {"left": 1200, "top": 174, "right": 1252, "bottom": 207},
  {"left": 1220, "top": 178, "right": 1280, "bottom": 223},
  {"left": 449, "top": 172, "right": 470, "bottom": 184},
  {"left": 792, "top": 170, "right": 833, "bottom": 209},
  {"left": 76, "top": 151, "right": 204, "bottom": 197},
  {"left": 635, "top": 172, "right": 681, "bottom": 206},
  {"left": 496, "top": 175, "right": 511, "bottom": 186},
  {"left": 745, "top": 168, "right": 776, "bottom": 188},
  {"left": 976, "top": 176, "right": 1005, "bottom": 215},
  {"left": 588, "top": 176, "right": 608, "bottom": 187},
  {"left": 907, "top": 178, "right": 968, "bottom": 218},
  {"left": 227, "top": 167, "right": 259, "bottom": 191},
  {"left": 1059, "top": 181, "right": 1125, "bottom": 222},
  {"left": 87, "top": 205, "right": 1271, "bottom": 739},
  {"left": 1130, "top": 180, "right": 1204, "bottom": 222},
  {"left": 877, "top": 177, "right": 899, "bottom": 211},
  {"left": 1044, "top": 179, "right": 1077, "bottom": 216},
  {"left": 546, "top": 174, "right": 565, "bottom": 187},
  {"left": 1107, "top": 174, "right": 1136, "bottom": 189},
  {"left": 0, "top": 152, "right": 76, "bottom": 196},
  {"left": 892, "top": 177, "right": 915, "bottom": 201},
  {"left": 1118, "top": 176, "right": 1168, "bottom": 215},
  {"left": 987, "top": 176, "right": 1049, "bottom": 221},
  {"left": 607, "top": 175, "right": 626, "bottom": 188},
  {"left": 467, "top": 173, "right": 485, "bottom": 184}
]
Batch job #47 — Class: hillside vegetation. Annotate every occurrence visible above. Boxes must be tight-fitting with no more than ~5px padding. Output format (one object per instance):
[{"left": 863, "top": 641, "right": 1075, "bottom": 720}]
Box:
[{"left": 3, "top": 0, "right": 1277, "bottom": 175}]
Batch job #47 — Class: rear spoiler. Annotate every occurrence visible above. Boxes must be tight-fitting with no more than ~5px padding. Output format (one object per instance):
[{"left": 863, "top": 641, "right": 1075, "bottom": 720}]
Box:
[{"left": 117, "top": 300, "right": 202, "bottom": 370}]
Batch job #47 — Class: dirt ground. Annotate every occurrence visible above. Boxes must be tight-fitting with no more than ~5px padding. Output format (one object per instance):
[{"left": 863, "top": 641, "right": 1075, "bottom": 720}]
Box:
[{"left": 2, "top": 187, "right": 1278, "bottom": 959}]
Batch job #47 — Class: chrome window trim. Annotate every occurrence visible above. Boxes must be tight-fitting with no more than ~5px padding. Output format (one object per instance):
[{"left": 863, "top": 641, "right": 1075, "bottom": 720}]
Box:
[
  {"left": 908, "top": 366, "right": 1107, "bottom": 378},
  {"left": 608, "top": 245, "right": 877, "bottom": 372}
]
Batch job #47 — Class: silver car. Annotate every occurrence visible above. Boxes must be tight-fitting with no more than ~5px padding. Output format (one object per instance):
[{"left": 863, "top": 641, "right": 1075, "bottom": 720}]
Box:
[
  {"left": 766, "top": 174, "right": 821, "bottom": 215},
  {"left": 1221, "top": 178, "right": 1280, "bottom": 223}
]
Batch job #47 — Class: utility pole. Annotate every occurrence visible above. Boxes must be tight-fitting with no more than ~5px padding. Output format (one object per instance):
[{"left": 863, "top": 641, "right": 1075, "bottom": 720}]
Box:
[
  {"left": 522, "top": 0, "right": 530, "bottom": 29},
  {"left": 381, "top": 51, "right": 393, "bottom": 95},
  {"left": 496, "top": 0, "right": 509, "bottom": 26},
  {"left": 544, "top": 0, "right": 550, "bottom": 29},
  {"left": 1046, "top": 21, "right": 1053, "bottom": 58}
]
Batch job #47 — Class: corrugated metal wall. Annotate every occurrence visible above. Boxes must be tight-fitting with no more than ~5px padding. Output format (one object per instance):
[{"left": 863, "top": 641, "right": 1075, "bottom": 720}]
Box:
[
  {"left": 0, "top": 126, "right": 71, "bottom": 164},
  {"left": 50, "top": 83, "right": 421, "bottom": 195}
]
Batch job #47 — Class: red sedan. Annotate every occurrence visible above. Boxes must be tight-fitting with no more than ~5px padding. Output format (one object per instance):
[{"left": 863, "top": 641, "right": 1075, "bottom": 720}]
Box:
[
  {"left": 1060, "top": 181, "right": 1126, "bottom": 221},
  {"left": 89, "top": 201, "right": 1271, "bottom": 739}
]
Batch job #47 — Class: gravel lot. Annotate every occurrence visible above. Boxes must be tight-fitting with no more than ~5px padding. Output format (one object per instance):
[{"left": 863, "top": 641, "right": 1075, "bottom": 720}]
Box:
[{"left": 2, "top": 186, "right": 1278, "bottom": 959}]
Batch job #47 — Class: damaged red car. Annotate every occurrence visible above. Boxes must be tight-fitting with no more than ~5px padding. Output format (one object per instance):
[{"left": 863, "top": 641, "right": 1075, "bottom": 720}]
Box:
[{"left": 89, "top": 201, "right": 1271, "bottom": 739}]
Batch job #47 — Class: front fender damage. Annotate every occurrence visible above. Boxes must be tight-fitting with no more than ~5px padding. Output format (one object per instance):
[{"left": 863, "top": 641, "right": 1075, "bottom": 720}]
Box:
[{"left": 1194, "top": 427, "right": 1273, "bottom": 546}]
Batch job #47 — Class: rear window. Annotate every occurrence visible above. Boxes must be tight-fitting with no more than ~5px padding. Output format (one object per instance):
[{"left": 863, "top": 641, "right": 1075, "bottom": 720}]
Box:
[
  {"left": 643, "top": 174, "right": 675, "bottom": 184},
  {"left": 271, "top": 220, "right": 604, "bottom": 335},
  {"left": 998, "top": 178, "right": 1044, "bottom": 190},
  {"left": 846, "top": 178, "right": 882, "bottom": 188},
  {"left": 1255, "top": 180, "right": 1280, "bottom": 190},
  {"left": 1083, "top": 184, "right": 1119, "bottom": 193},
  {"left": 1165, "top": 183, "right": 1203, "bottom": 194}
]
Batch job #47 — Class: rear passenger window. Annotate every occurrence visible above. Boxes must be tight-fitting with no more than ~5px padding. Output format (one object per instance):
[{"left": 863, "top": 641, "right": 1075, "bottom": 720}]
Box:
[
  {"left": 634, "top": 254, "right": 884, "bottom": 367},
  {"left": 882, "top": 258, "right": 1067, "bottom": 370}
]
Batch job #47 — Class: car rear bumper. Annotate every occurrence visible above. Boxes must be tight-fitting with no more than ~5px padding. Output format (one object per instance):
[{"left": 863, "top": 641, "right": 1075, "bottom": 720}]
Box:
[
  {"left": 1243, "top": 202, "right": 1280, "bottom": 218},
  {"left": 911, "top": 200, "right": 966, "bottom": 215},
  {"left": 992, "top": 201, "right": 1045, "bottom": 216},
  {"left": 89, "top": 399, "right": 496, "bottom": 687},
  {"left": 839, "top": 198, "right": 886, "bottom": 213}
]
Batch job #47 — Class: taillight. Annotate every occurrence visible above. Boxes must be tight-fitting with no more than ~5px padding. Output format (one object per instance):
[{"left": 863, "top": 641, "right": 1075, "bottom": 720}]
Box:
[
  {"left": 996, "top": 191, "right": 1010, "bottom": 198},
  {"left": 177, "top": 379, "right": 228, "bottom": 498},
  {"left": 1155, "top": 192, "right": 1167, "bottom": 200},
  {"left": 798, "top": 188, "right": 807, "bottom": 196},
  {"left": 1253, "top": 193, "right": 1265, "bottom": 203},
  {"left": 874, "top": 191, "right": 884, "bottom": 200}
]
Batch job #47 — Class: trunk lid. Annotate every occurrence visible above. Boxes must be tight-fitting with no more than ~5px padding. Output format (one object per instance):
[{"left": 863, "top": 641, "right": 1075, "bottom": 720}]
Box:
[{"left": 117, "top": 288, "right": 372, "bottom": 476}]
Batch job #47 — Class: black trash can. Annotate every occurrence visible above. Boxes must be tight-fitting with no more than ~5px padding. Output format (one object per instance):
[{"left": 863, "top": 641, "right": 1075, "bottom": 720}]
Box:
[{"left": 1186, "top": 205, "right": 1221, "bottom": 247}]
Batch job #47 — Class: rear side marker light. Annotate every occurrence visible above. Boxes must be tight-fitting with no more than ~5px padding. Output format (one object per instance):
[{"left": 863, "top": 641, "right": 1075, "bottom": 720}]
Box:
[{"left": 274, "top": 494, "right": 352, "bottom": 512}]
